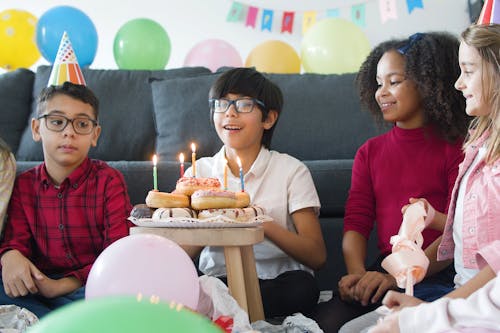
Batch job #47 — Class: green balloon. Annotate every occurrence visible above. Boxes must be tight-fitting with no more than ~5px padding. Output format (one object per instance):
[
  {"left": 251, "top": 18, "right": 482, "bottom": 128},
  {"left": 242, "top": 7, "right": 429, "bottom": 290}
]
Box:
[
  {"left": 29, "top": 297, "right": 223, "bottom": 333},
  {"left": 301, "top": 18, "right": 371, "bottom": 74},
  {"left": 113, "top": 18, "right": 171, "bottom": 70}
]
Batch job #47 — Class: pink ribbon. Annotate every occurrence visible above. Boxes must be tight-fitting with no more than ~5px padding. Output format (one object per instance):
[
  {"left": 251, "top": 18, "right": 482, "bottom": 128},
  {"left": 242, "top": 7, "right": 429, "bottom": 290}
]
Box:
[{"left": 381, "top": 201, "right": 430, "bottom": 295}]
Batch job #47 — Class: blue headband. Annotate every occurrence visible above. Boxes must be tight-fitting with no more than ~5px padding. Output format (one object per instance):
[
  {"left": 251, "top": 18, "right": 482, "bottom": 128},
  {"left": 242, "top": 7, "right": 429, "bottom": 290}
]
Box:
[{"left": 397, "top": 33, "right": 425, "bottom": 55}]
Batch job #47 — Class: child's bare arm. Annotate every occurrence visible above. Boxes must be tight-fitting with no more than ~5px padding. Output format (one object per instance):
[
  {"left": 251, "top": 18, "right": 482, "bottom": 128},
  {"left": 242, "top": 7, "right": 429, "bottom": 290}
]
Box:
[
  {"left": 0, "top": 249, "right": 42, "bottom": 297},
  {"left": 262, "top": 207, "right": 326, "bottom": 270}
]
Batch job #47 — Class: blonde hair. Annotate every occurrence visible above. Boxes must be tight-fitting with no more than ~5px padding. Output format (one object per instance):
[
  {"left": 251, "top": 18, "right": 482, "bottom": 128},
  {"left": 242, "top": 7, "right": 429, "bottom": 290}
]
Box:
[
  {"left": 461, "top": 24, "right": 500, "bottom": 163},
  {"left": 0, "top": 137, "right": 10, "bottom": 161}
]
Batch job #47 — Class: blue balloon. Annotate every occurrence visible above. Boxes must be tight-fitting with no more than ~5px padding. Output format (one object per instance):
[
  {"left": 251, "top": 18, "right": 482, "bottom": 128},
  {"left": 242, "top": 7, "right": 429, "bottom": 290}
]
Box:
[{"left": 36, "top": 6, "right": 98, "bottom": 67}]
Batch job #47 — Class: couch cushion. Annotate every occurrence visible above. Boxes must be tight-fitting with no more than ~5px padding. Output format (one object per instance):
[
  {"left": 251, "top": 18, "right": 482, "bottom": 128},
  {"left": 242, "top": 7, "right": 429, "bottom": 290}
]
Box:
[
  {"left": 15, "top": 66, "right": 211, "bottom": 161},
  {"left": 267, "top": 73, "right": 385, "bottom": 160},
  {"left": 150, "top": 73, "right": 223, "bottom": 161},
  {"left": 0, "top": 68, "right": 35, "bottom": 154}
]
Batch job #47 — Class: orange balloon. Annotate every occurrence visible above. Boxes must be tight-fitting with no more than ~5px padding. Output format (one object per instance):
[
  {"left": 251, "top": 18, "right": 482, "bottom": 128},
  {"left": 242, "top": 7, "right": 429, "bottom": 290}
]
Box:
[{"left": 245, "top": 40, "right": 300, "bottom": 74}]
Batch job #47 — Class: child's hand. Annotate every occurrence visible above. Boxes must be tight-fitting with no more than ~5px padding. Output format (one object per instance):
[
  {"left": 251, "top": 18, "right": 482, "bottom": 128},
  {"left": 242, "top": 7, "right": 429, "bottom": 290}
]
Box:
[
  {"left": 338, "top": 273, "right": 362, "bottom": 302},
  {"left": 401, "top": 197, "right": 435, "bottom": 226},
  {"left": 0, "top": 250, "right": 43, "bottom": 297},
  {"left": 382, "top": 290, "right": 425, "bottom": 311},
  {"left": 352, "top": 271, "right": 398, "bottom": 306}
]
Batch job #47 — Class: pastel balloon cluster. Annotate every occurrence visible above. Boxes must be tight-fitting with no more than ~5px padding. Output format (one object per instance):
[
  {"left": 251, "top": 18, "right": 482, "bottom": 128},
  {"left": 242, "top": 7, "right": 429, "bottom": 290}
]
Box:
[
  {"left": 85, "top": 234, "right": 200, "bottom": 310},
  {"left": 381, "top": 201, "right": 430, "bottom": 296}
]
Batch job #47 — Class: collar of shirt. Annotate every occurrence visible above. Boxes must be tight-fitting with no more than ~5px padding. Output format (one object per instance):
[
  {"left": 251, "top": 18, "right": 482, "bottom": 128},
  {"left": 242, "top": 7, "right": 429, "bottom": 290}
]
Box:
[
  {"left": 218, "top": 146, "right": 271, "bottom": 178},
  {"left": 40, "top": 157, "right": 91, "bottom": 190}
]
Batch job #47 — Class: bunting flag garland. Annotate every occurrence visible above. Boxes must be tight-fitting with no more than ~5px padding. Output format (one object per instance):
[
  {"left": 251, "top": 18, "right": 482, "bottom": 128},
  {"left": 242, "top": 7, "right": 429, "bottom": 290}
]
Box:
[
  {"left": 326, "top": 8, "right": 340, "bottom": 18},
  {"left": 225, "top": 0, "right": 426, "bottom": 35},
  {"left": 226, "top": 2, "right": 246, "bottom": 22},
  {"left": 406, "top": 0, "right": 424, "bottom": 14},
  {"left": 261, "top": 9, "right": 273, "bottom": 32},
  {"left": 246, "top": 6, "right": 258, "bottom": 27},
  {"left": 379, "top": 0, "right": 398, "bottom": 23},
  {"left": 281, "top": 11, "right": 294, "bottom": 33},
  {"left": 302, "top": 11, "right": 317, "bottom": 35},
  {"left": 351, "top": 4, "right": 366, "bottom": 27}
]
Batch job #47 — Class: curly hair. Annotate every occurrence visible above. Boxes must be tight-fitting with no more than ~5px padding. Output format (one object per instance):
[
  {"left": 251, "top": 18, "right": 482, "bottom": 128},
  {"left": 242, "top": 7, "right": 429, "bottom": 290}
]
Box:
[{"left": 356, "top": 32, "right": 471, "bottom": 143}]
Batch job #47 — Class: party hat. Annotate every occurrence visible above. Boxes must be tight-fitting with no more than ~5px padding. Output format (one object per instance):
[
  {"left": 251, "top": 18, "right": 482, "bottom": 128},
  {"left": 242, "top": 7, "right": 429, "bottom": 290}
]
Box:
[
  {"left": 47, "top": 31, "right": 86, "bottom": 86},
  {"left": 477, "top": 0, "right": 500, "bottom": 25}
]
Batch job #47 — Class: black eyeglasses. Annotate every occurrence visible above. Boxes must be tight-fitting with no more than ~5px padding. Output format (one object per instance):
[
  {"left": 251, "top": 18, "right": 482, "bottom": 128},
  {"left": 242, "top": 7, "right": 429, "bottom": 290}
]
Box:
[
  {"left": 37, "top": 114, "right": 98, "bottom": 135},
  {"left": 209, "top": 98, "right": 265, "bottom": 113}
]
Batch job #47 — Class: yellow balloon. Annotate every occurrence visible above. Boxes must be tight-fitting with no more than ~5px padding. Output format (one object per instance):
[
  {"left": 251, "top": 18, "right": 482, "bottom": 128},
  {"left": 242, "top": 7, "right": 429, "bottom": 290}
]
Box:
[
  {"left": 0, "top": 9, "right": 41, "bottom": 71},
  {"left": 301, "top": 18, "right": 371, "bottom": 74},
  {"left": 245, "top": 40, "right": 301, "bottom": 74}
]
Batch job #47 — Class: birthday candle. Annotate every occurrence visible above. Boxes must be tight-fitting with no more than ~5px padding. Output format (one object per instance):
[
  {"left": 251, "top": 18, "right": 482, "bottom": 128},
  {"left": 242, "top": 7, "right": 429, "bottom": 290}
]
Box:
[
  {"left": 223, "top": 158, "right": 228, "bottom": 190},
  {"left": 236, "top": 156, "right": 244, "bottom": 192},
  {"left": 179, "top": 153, "right": 185, "bottom": 178},
  {"left": 191, "top": 143, "right": 196, "bottom": 178},
  {"left": 152, "top": 154, "right": 158, "bottom": 190}
]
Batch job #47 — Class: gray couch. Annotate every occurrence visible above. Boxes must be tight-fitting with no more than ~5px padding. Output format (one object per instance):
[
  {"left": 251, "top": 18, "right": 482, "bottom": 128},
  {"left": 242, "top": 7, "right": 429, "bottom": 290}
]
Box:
[{"left": 0, "top": 66, "right": 384, "bottom": 292}]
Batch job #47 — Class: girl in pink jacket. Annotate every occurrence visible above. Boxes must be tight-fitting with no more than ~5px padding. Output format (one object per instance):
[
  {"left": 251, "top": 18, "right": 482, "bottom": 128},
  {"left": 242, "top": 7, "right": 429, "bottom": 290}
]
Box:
[{"left": 367, "top": 22, "right": 500, "bottom": 333}]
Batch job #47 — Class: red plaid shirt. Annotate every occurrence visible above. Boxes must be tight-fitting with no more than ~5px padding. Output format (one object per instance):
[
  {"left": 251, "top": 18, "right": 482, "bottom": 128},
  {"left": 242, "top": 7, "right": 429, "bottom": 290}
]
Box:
[{"left": 0, "top": 158, "right": 133, "bottom": 284}]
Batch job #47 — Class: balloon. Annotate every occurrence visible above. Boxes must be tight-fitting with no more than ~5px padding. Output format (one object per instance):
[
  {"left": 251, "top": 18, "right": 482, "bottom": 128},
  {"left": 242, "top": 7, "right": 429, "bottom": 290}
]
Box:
[
  {"left": 301, "top": 18, "right": 371, "bottom": 74},
  {"left": 86, "top": 234, "right": 199, "bottom": 310},
  {"left": 245, "top": 40, "right": 301, "bottom": 74},
  {"left": 36, "top": 6, "right": 97, "bottom": 67},
  {"left": 113, "top": 18, "right": 171, "bottom": 70},
  {"left": 184, "top": 39, "right": 242, "bottom": 72},
  {"left": 29, "top": 296, "right": 223, "bottom": 333},
  {"left": 0, "top": 9, "right": 40, "bottom": 70}
]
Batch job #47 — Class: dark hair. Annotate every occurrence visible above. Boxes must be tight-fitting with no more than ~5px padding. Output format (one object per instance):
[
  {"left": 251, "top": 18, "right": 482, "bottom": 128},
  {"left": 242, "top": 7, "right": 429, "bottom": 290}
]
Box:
[
  {"left": 209, "top": 67, "right": 283, "bottom": 148},
  {"left": 37, "top": 82, "right": 99, "bottom": 119},
  {"left": 356, "top": 32, "right": 471, "bottom": 142}
]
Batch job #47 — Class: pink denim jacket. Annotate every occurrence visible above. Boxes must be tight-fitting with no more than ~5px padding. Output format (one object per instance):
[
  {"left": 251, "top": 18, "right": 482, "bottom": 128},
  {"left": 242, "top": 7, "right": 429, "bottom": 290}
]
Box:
[{"left": 437, "top": 132, "right": 500, "bottom": 269}]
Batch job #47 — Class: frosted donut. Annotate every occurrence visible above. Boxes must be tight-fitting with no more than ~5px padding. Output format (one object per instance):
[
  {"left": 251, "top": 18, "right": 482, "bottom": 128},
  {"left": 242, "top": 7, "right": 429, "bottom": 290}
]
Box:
[
  {"left": 152, "top": 207, "right": 197, "bottom": 220},
  {"left": 130, "top": 204, "right": 155, "bottom": 219},
  {"left": 235, "top": 191, "right": 250, "bottom": 208},
  {"left": 175, "top": 177, "right": 221, "bottom": 196},
  {"left": 198, "top": 206, "right": 266, "bottom": 222},
  {"left": 190, "top": 189, "right": 237, "bottom": 210},
  {"left": 145, "top": 190, "right": 189, "bottom": 208}
]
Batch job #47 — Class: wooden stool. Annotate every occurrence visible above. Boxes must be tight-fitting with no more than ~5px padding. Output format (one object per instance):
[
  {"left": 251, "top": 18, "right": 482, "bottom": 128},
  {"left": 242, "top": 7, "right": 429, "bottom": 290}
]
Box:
[{"left": 130, "top": 226, "right": 265, "bottom": 322}]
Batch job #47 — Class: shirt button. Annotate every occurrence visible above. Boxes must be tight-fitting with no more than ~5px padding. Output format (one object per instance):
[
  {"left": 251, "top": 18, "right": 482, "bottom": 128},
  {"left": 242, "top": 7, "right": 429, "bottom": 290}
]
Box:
[
  {"left": 57, "top": 193, "right": 63, "bottom": 199},
  {"left": 58, "top": 224, "right": 64, "bottom": 230},
  {"left": 73, "top": 183, "right": 78, "bottom": 189},
  {"left": 470, "top": 194, "right": 477, "bottom": 200},
  {"left": 469, "top": 227, "right": 475, "bottom": 234},
  {"left": 66, "top": 253, "right": 72, "bottom": 259}
]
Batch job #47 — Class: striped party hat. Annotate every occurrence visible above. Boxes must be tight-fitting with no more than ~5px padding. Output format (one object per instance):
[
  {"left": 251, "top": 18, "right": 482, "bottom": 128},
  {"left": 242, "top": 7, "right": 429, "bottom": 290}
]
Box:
[
  {"left": 47, "top": 31, "right": 86, "bottom": 86},
  {"left": 477, "top": 0, "right": 500, "bottom": 25}
]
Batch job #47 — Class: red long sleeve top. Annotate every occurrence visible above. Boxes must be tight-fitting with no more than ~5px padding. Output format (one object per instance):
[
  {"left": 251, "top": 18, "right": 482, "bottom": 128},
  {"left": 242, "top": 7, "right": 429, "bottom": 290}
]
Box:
[
  {"left": 0, "top": 158, "right": 133, "bottom": 284},
  {"left": 344, "top": 126, "right": 464, "bottom": 255}
]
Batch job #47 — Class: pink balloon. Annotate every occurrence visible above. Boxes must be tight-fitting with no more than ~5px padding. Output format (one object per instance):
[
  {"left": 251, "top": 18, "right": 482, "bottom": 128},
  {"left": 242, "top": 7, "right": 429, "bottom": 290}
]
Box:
[
  {"left": 85, "top": 234, "right": 199, "bottom": 310},
  {"left": 184, "top": 39, "right": 243, "bottom": 72}
]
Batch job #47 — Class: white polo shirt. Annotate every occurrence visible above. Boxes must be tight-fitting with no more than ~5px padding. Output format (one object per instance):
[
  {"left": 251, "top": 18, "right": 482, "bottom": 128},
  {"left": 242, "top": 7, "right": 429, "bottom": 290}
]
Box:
[{"left": 184, "top": 146, "right": 320, "bottom": 279}]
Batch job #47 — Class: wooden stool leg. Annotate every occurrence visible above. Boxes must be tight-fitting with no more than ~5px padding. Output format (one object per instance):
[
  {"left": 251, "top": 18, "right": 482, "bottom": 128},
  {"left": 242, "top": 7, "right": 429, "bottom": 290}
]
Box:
[
  {"left": 241, "top": 245, "right": 265, "bottom": 322},
  {"left": 224, "top": 246, "right": 248, "bottom": 313}
]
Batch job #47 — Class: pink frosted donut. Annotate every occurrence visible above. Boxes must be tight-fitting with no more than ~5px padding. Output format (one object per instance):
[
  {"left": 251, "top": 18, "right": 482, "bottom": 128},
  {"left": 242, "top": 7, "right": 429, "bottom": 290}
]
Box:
[
  {"left": 198, "top": 206, "right": 266, "bottom": 222},
  {"left": 190, "top": 189, "right": 236, "bottom": 210},
  {"left": 175, "top": 177, "right": 221, "bottom": 196}
]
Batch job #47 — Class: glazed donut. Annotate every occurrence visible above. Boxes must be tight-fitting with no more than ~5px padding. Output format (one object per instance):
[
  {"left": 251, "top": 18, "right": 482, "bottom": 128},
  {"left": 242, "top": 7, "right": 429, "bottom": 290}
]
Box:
[
  {"left": 198, "top": 206, "right": 266, "bottom": 222},
  {"left": 175, "top": 177, "right": 221, "bottom": 196},
  {"left": 152, "top": 207, "right": 197, "bottom": 219},
  {"left": 190, "top": 189, "right": 237, "bottom": 210},
  {"left": 130, "top": 204, "right": 155, "bottom": 219},
  {"left": 145, "top": 190, "right": 189, "bottom": 208},
  {"left": 235, "top": 191, "right": 250, "bottom": 208}
]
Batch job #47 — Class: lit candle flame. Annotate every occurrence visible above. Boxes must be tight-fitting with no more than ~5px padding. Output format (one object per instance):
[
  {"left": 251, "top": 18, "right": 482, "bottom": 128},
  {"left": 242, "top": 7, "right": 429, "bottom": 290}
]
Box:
[
  {"left": 179, "top": 153, "right": 184, "bottom": 163},
  {"left": 152, "top": 154, "right": 157, "bottom": 166},
  {"left": 236, "top": 156, "right": 242, "bottom": 168},
  {"left": 191, "top": 143, "right": 196, "bottom": 153}
]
